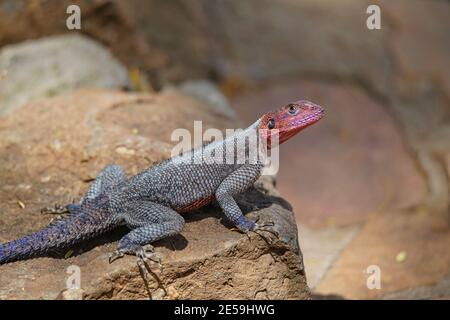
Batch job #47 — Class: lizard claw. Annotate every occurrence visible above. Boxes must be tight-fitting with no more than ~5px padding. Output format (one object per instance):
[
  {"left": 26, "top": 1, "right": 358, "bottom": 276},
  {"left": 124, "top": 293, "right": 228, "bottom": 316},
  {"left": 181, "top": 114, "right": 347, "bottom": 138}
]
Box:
[
  {"left": 109, "top": 245, "right": 162, "bottom": 271},
  {"left": 135, "top": 246, "right": 165, "bottom": 299},
  {"left": 108, "top": 249, "right": 125, "bottom": 264},
  {"left": 228, "top": 215, "right": 280, "bottom": 248},
  {"left": 138, "top": 245, "right": 162, "bottom": 269},
  {"left": 255, "top": 221, "right": 279, "bottom": 237},
  {"left": 249, "top": 220, "right": 280, "bottom": 245},
  {"left": 229, "top": 227, "right": 244, "bottom": 234},
  {"left": 109, "top": 244, "right": 165, "bottom": 299},
  {"left": 233, "top": 216, "right": 280, "bottom": 245},
  {"left": 256, "top": 220, "right": 275, "bottom": 228}
]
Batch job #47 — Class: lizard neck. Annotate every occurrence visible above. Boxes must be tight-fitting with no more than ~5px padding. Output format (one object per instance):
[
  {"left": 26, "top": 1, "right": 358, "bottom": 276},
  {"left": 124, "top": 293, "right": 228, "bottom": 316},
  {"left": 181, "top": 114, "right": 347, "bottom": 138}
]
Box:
[{"left": 175, "top": 119, "right": 268, "bottom": 166}]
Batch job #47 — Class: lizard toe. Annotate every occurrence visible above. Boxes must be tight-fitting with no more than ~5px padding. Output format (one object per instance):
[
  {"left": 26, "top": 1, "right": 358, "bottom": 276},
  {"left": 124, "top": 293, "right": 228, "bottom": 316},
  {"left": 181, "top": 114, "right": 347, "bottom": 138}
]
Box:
[
  {"left": 108, "top": 249, "right": 125, "bottom": 264},
  {"left": 235, "top": 216, "right": 256, "bottom": 232},
  {"left": 255, "top": 221, "right": 279, "bottom": 237},
  {"left": 247, "top": 220, "right": 279, "bottom": 245},
  {"left": 142, "top": 244, "right": 155, "bottom": 254},
  {"left": 136, "top": 246, "right": 163, "bottom": 271}
]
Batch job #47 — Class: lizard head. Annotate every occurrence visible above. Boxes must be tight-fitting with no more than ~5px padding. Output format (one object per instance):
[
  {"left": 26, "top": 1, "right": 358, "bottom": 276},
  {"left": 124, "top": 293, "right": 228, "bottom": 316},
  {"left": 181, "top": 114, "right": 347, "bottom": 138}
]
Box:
[{"left": 259, "top": 100, "right": 324, "bottom": 147}]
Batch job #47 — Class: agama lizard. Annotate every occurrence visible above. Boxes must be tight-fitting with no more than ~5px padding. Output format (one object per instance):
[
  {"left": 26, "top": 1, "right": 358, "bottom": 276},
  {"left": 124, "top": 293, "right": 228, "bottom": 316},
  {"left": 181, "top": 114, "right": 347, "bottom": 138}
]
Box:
[{"left": 0, "top": 100, "right": 324, "bottom": 273}]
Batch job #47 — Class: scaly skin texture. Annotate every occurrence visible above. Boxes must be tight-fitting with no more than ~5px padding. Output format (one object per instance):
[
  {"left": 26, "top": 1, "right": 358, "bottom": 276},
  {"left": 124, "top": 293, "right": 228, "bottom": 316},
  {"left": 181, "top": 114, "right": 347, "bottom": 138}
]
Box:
[{"left": 0, "top": 100, "right": 324, "bottom": 267}]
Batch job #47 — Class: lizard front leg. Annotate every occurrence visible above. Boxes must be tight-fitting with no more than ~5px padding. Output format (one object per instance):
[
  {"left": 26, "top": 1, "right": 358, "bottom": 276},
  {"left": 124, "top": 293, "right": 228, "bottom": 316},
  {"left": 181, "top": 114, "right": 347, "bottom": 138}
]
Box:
[{"left": 215, "top": 164, "right": 276, "bottom": 235}]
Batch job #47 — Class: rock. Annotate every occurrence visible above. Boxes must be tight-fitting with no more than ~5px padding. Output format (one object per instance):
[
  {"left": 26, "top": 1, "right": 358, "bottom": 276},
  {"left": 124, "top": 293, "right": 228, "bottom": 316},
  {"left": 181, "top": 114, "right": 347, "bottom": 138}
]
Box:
[
  {"left": 315, "top": 208, "right": 450, "bottom": 299},
  {"left": 176, "top": 80, "right": 237, "bottom": 119},
  {"left": 0, "top": 0, "right": 168, "bottom": 84},
  {"left": 60, "top": 289, "right": 85, "bottom": 300},
  {"left": 376, "top": 0, "right": 450, "bottom": 215},
  {"left": 0, "top": 0, "right": 392, "bottom": 92},
  {"left": 0, "top": 34, "right": 130, "bottom": 115},
  {"left": 206, "top": 0, "right": 391, "bottom": 93},
  {"left": 380, "top": 0, "right": 450, "bottom": 99},
  {"left": 381, "top": 276, "right": 450, "bottom": 300},
  {"left": 0, "top": 89, "right": 309, "bottom": 299},
  {"left": 104, "top": 0, "right": 390, "bottom": 94},
  {"left": 298, "top": 224, "right": 360, "bottom": 290}
]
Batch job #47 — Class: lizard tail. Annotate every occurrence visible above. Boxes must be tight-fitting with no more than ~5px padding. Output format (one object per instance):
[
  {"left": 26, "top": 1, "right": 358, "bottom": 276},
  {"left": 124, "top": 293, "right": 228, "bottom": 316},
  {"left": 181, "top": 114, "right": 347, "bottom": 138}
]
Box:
[
  {"left": 0, "top": 208, "right": 113, "bottom": 264},
  {"left": 0, "top": 229, "right": 53, "bottom": 264},
  {"left": 0, "top": 216, "right": 77, "bottom": 264}
]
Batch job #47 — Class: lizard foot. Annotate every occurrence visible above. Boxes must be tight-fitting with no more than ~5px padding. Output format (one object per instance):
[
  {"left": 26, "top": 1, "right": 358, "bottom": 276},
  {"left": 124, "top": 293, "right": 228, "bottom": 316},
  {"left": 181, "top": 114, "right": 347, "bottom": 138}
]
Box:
[
  {"left": 109, "top": 244, "right": 165, "bottom": 299},
  {"left": 41, "top": 199, "right": 79, "bottom": 215},
  {"left": 249, "top": 217, "right": 280, "bottom": 245},
  {"left": 108, "top": 249, "right": 125, "bottom": 263},
  {"left": 136, "top": 245, "right": 162, "bottom": 273},
  {"left": 108, "top": 245, "right": 162, "bottom": 269},
  {"left": 234, "top": 216, "right": 279, "bottom": 245},
  {"left": 135, "top": 245, "right": 165, "bottom": 299},
  {"left": 40, "top": 203, "right": 69, "bottom": 215}
]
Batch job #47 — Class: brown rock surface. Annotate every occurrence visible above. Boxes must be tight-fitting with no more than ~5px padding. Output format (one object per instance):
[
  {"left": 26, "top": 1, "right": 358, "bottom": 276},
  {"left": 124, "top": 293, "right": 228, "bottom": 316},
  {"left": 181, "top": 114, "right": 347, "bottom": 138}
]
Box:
[
  {"left": 377, "top": 0, "right": 450, "bottom": 214},
  {"left": 0, "top": 89, "right": 309, "bottom": 299},
  {"left": 315, "top": 208, "right": 450, "bottom": 299},
  {"left": 380, "top": 0, "right": 450, "bottom": 98},
  {"left": 0, "top": 34, "right": 131, "bottom": 115},
  {"left": 0, "top": 0, "right": 168, "bottom": 79},
  {"left": 0, "top": 0, "right": 392, "bottom": 89},
  {"left": 298, "top": 224, "right": 360, "bottom": 290}
]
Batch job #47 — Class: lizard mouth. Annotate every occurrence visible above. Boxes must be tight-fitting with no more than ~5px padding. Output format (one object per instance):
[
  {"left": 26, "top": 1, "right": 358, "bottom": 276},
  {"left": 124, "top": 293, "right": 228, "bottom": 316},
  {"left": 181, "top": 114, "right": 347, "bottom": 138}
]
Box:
[
  {"left": 291, "top": 110, "right": 324, "bottom": 128},
  {"left": 277, "top": 110, "right": 324, "bottom": 144}
]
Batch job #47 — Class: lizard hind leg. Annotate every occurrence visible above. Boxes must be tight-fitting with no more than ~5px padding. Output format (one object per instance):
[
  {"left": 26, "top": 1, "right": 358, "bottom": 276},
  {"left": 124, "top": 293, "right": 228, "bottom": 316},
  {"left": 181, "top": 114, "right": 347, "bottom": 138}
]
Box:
[
  {"left": 108, "top": 201, "right": 185, "bottom": 292},
  {"left": 82, "top": 164, "right": 127, "bottom": 203},
  {"left": 41, "top": 165, "right": 127, "bottom": 216}
]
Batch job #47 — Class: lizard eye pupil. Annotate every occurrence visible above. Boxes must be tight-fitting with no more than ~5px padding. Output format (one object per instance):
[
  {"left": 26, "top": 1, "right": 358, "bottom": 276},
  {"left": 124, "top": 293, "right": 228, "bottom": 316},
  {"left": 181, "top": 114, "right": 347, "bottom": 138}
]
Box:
[
  {"left": 268, "top": 119, "right": 275, "bottom": 129},
  {"left": 288, "top": 104, "right": 297, "bottom": 114}
]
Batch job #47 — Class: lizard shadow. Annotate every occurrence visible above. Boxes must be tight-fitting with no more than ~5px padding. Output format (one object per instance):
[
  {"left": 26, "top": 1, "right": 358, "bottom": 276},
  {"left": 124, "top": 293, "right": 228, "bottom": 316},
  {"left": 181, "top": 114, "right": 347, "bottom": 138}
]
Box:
[
  {"left": 45, "top": 188, "right": 291, "bottom": 260},
  {"left": 184, "top": 187, "right": 293, "bottom": 229},
  {"left": 45, "top": 226, "right": 190, "bottom": 259},
  {"left": 45, "top": 226, "right": 128, "bottom": 260},
  {"left": 140, "top": 187, "right": 292, "bottom": 253},
  {"left": 45, "top": 226, "right": 190, "bottom": 260}
]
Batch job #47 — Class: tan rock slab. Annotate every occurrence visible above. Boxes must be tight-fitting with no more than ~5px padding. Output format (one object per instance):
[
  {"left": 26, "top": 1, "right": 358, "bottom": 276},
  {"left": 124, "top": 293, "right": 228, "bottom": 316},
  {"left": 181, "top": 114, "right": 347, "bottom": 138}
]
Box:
[
  {"left": 298, "top": 224, "right": 360, "bottom": 290},
  {"left": 315, "top": 208, "right": 450, "bottom": 299}
]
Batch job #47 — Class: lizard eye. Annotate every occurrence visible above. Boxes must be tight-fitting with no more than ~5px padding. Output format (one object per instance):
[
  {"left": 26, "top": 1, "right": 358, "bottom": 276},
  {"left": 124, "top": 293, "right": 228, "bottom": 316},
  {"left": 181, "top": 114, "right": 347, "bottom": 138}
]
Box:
[
  {"left": 288, "top": 104, "right": 298, "bottom": 115},
  {"left": 268, "top": 119, "right": 275, "bottom": 129}
]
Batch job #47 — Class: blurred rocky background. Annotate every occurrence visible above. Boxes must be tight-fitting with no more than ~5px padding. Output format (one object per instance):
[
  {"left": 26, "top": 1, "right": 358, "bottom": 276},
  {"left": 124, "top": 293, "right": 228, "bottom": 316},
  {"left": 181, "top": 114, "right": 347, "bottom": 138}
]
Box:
[{"left": 0, "top": 0, "right": 449, "bottom": 299}]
